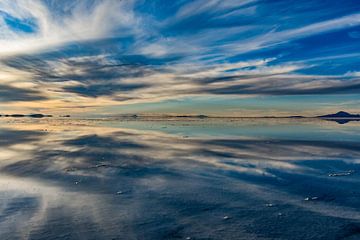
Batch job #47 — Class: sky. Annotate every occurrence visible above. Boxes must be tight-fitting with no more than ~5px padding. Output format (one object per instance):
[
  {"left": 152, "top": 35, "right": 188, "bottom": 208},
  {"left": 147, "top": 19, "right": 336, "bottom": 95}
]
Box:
[{"left": 0, "top": 0, "right": 359, "bottom": 117}]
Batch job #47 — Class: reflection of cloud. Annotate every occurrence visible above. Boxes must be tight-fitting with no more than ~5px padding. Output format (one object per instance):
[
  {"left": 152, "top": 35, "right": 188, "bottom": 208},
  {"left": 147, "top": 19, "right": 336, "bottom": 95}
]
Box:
[
  {"left": 1, "top": 119, "right": 360, "bottom": 238},
  {"left": 0, "top": 175, "right": 130, "bottom": 239},
  {"left": 2, "top": 120, "right": 360, "bottom": 179}
]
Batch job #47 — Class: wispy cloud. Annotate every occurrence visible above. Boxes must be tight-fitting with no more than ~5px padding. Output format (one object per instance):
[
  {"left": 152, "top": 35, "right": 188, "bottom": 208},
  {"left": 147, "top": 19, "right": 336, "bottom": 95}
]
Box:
[{"left": 0, "top": 0, "right": 137, "bottom": 57}]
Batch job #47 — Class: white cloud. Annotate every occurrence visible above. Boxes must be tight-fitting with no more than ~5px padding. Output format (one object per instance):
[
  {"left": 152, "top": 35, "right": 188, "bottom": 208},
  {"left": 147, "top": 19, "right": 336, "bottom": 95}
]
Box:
[{"left": 0, "top": 0, "right": 137, "bottom": 57}]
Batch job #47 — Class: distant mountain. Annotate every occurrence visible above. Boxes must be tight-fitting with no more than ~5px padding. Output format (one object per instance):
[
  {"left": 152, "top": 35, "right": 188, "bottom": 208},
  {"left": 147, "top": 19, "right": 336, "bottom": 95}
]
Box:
[
  {"left": 0, "top": 114, "right": 52, "bottom": 118},
  {"left": 175, "top": 114, "right": 208, "bottom": 118},
  {"left": 287, "top": 115, "right": 305, "bottom": 118},
  {"left": 28, "top": 114, "right": 53, "bottom": 118},
  {"left": 318, "top": 111, "right": 360, "bottom": 118},
  {"left": 9, "top": 114, "right": 25, "bottom": 117}
]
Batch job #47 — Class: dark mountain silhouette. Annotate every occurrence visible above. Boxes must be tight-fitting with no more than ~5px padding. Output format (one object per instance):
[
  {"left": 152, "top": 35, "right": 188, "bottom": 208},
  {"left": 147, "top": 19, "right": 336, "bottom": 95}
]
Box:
[
  {"left": 0, "top": 114, "right": 52, "bottom": 118},
  {"left": 28, "top": 114, "right": 53, "bottom": 118},
  {"left": 318, "top": 111, "right": 360, "bottom": 118},
  {"left": 287, "top": 115, "right": 305, "bottom": 118}
]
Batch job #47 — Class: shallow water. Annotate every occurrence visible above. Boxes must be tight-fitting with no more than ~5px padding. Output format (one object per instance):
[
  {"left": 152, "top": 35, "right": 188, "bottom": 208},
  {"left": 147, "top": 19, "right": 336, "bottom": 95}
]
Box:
[{"left": 0, "top": 118, "right": 360, "bottom": 240}]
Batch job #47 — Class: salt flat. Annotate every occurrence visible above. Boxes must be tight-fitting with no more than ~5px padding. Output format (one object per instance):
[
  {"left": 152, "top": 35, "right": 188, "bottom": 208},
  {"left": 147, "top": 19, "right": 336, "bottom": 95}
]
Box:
[{"left": 0, "top": 118, "right": 360, "bottom": 240}]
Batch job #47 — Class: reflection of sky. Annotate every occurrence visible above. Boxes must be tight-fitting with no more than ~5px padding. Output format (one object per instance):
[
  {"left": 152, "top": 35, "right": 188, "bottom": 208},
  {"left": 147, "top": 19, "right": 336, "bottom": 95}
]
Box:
[
  {"left": 0, "top": 1, "right": 359, "bottom": 116},
  {"left": 102, "top": 118, "right": 360, "bottom": 141},
  {"left": 1, "top": 119, "right": 360, "bottom": 239}
]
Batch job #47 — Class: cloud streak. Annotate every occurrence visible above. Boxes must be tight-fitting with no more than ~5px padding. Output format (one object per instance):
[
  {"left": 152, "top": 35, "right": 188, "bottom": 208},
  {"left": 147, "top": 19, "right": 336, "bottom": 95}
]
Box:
[{"left": 0, "top": 84, "right": 47, "bottom": 102}]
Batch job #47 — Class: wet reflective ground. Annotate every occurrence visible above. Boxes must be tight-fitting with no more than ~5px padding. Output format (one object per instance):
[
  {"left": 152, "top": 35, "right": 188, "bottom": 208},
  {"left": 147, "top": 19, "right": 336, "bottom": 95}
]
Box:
[{"left": 0, "top": 118, "right": 360, "bottom": 240}]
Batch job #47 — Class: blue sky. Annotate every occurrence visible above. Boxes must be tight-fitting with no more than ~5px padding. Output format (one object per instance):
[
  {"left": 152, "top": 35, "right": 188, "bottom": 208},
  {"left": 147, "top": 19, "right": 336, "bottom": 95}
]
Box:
[{"left": 0, "top": 0, "right": 359, "bottom": 116}]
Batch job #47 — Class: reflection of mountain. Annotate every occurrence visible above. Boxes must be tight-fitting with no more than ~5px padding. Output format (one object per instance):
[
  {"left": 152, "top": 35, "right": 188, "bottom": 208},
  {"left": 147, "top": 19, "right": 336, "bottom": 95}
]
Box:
[{"left": 324, "top": 118, "right": 360, "bottom": 124}]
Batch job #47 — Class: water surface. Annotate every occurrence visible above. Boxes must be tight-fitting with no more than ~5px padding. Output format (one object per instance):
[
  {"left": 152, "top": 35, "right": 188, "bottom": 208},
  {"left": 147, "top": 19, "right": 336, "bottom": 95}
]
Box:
[{"left": 0, "top": 118, "right": 360, "bottom": 240}]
